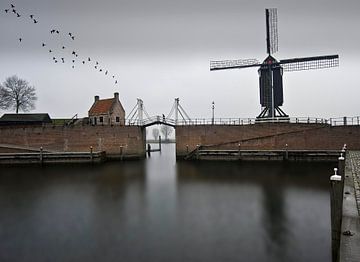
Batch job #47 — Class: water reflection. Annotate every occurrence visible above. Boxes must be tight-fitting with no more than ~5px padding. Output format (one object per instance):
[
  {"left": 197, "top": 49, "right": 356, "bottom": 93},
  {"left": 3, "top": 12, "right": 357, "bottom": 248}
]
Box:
[{"left": 0, "top": 144, "right": 332, "bottom": 262}]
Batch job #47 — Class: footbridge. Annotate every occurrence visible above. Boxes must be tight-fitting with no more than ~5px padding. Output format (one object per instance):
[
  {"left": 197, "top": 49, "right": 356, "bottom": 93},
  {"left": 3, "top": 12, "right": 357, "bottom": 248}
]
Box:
[{"left": 126, "top": 98, "right": 192, "bottom": 128}]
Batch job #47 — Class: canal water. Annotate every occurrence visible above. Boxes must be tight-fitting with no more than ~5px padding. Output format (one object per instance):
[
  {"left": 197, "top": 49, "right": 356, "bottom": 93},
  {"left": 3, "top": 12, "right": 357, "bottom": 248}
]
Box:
[{"left": 0, "top": 144, "right": 334, "bottom": 262}]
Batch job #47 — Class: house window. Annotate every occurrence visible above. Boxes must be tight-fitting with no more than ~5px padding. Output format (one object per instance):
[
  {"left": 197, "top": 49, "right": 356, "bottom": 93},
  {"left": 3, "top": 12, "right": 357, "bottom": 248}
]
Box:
[
  {"left": 116, "top": 117, "right": 120, "bottom": 123},
  {"left": 99, "top": 117, "right": 103, "bottom": 123}
]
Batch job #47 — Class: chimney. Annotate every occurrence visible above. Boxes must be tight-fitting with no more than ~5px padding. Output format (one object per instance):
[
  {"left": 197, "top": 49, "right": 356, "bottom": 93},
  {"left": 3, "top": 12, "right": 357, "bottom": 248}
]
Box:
[
  {"left": 114, "top": 92, "right": 119, "bottom": 100},
  {"left": 94, "top": 95, "right": 99, "bottom": 102}
]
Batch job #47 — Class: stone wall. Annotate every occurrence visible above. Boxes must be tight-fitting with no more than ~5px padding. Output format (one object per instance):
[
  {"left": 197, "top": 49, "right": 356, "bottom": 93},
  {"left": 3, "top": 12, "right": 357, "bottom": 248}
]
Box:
[
  {"left": 176, "top": 123, "right": 360, "bottom": 157},
  {"left": 0, "top": 125, "right": 146, "bottom": 158}
]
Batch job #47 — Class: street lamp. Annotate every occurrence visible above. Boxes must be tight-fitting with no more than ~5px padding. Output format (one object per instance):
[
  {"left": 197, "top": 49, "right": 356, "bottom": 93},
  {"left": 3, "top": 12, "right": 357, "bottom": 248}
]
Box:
[{"left": 212, "top": 101, "right": 215, "bottom": 125}]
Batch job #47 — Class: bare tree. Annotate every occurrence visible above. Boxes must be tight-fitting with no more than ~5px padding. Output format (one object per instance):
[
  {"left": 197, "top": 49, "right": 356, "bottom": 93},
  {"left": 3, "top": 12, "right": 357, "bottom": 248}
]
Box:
[
  {"left": 152, "top": 128, "right": 159, "bottom": 140},
  {"left": 0, "top": 75, "right": 37, "bottom": 113},
  {"left": 161, "top": 125, "right": 173, "bottom": 141}
]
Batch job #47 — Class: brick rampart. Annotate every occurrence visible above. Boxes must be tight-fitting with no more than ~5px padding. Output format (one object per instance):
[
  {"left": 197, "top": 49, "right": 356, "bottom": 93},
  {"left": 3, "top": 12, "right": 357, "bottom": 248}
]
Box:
[
  {"left": 0, "top": 125, "right": 146, "bottom": 157},
  {"left": 176, "top": 124, "right": 360, "bottom": 157}
]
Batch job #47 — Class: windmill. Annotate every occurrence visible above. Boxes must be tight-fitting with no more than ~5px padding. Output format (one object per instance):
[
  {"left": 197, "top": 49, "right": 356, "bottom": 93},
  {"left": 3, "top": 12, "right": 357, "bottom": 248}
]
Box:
[{"left": 210, "top": 8, "right": 339, "bottom": 121}]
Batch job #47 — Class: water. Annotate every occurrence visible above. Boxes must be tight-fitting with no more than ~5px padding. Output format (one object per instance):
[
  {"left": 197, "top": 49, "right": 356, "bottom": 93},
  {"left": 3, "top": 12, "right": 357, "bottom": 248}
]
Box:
[{"left": 0, "top": 144, "right": 333, "bottom": 262}]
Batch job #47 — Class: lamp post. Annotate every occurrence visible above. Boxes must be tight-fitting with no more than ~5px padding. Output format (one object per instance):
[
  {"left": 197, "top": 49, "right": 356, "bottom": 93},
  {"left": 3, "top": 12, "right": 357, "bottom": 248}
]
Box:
[{"left": 212, "top": 101, "right": 215, "bottom": 125}]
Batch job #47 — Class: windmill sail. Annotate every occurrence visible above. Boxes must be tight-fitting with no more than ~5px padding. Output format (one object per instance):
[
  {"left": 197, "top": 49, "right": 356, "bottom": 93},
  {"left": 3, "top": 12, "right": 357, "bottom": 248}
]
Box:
[
  {"left": 280, "top": 55, "right": 339, "bottom": 72},
  {"left": 210, "top": 59, "right": 261, "bottom": 71},
  {"left": 266, "top": 8, "right": 278, "bottom": 55}
]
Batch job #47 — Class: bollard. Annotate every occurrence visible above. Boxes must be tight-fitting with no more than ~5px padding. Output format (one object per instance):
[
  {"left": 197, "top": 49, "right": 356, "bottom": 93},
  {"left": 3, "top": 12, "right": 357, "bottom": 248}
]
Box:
[
  {"left": 90, "top": 146, "right": 93, "bottom": 162},
  {"left": 159, "top": 135, "right": 162, "bottom": 151},
  {"left": 330, "top": 168, "right": 342, "bottom": 262},
  {"left": 39, "top": 147, "right": 43, "bottom": 164}
]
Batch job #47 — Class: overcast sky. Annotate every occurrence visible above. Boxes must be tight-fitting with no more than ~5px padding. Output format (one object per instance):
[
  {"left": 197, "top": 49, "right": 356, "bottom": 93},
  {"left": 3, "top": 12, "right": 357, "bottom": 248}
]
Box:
[{"left": 0, "top": 0, "right": 359, "bottom": 119}]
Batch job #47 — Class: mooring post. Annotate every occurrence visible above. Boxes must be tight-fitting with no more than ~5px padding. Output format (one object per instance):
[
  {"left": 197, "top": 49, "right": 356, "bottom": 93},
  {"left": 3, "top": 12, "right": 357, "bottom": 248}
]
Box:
[
  {"left": 342, "top": 144, "right": 347, "bottom": 159},
  {"left": 330, "top": 167, "right": 342, "bottom": 262},
  {"left": 159, "top": 135, "right": 162, "bottom": 151},
  {"left": 90, "top": 146, "right": 93, "bottom": 162},
  {"left": 196, "top": 144, "right": 200, "bottom": 160},
  {"left": 338, "top": 153, "right": 345, "bottom": 206},
  {"left": 285, "top": 144, "right": 289, "bottom": 160},
  {"left": 238, "top": 143, "right": 241, "bottom": 160},
  {"left": 120, "top": 145, "right": 123, "bottom": 161},
  {"left": 39, "top": 147, "right": 43, "bottom": 164}
]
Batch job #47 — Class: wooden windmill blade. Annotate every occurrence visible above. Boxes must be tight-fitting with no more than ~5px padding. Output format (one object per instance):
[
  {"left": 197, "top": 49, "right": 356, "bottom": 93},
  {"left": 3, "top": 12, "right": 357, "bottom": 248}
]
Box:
[
  {"left": 280, "top": 54, "right": 339, "bottom": 72},
  {"left": 266, "top": 8, "right": 278, "bottom": 55},
  {"left": 210, "top": 59, "right": 261, "bottom": 71}
]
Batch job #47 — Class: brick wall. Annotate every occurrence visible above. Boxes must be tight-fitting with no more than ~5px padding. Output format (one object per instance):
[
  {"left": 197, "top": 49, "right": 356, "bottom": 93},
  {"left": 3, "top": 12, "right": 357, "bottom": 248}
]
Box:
[
  {"left": 176, "top": 124, "right": 360, "bottom": 156},
  {"left": 0, "top": 125, "right": 146, "bottom": 157}
]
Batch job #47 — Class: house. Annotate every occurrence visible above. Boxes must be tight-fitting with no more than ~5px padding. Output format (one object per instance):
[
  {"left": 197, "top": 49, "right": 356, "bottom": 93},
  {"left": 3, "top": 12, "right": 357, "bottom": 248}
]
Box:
[
  {"left": 0, "top": 113, "right": 52, "bottom": 126},
  {"left": 88, "top": 92, "right": 125, "bottom": 125}
]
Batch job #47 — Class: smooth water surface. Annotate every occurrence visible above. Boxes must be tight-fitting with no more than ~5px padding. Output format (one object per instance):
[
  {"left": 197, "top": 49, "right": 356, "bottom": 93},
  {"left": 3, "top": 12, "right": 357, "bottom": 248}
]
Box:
[{"left": 0, "top": 144, "right": 334, "bottom": 262}]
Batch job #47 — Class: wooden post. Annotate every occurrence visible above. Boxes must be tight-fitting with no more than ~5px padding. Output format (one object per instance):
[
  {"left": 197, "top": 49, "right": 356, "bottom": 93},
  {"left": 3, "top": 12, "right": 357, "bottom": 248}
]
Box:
[
  {"left": 330, "top": 168, "right": 342, "bottom": 262},
  {"left": 196, "top": 144, "right": 200, "bottom": 160},
  {"left": 90, "top": 146, "right": 93, "bottom": 162},
  {"left": 285, "top": 144, "right": 289, "bottom": 160},
  {"left": 238, "top": 143, "right": 241, "bottom": 160},
  {"left": 120, "top": 146, "right": 123, "bottom": 161},
  {"left": 159, "top": 135, "right": 162, "bottom": 151},
  {"left": 39, "top": 147, "right": 43, "bottom": 164}
]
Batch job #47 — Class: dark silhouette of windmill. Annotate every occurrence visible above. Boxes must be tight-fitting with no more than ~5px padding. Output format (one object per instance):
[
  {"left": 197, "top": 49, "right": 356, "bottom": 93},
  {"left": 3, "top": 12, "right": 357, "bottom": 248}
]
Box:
[{"left": 210, "top": 8, "right": 339, "bottom": 120}]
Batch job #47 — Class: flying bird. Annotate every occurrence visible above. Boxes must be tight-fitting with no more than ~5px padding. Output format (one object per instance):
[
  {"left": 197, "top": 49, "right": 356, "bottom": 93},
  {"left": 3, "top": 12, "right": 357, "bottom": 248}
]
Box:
[
  {"left": 12, "top": 9, "right": 16, "bottom": 14},
  {"left": 5, "top": 9, "right": 9, "bottom": 13},
  {"left": 68, "top": 32, "right": 72, "bottom": 36},
  {"left": 30, "top": 14, "right": 34, "bottom": 19},
  {"left": 16, "top": 13, "right": 20, "bottom": 17},
  {"left": 54, "top": 60, "right": 58, "bottom": 63},
  {"left": 95, "top": 66, "right": 97, "bottom": 69},
  {"left": 49, "top": 49, "right": 52, "bottom": 53},
  {"left": 72, "top": 51, "right": 76, "bottom": 55},
  {"left": 105, "top": 70, "right": 108, "bottom": 75},
  {"left": 56, "top": 30, "right": 59, "bottom": 34},
  {"left": 52, "top": 57, "right": 56, "bottom": 60},
  {"left": 61, "top": 58, "right": 65, "bottom": 63},
  {"left": 11, "top": 4, "right": 15, "bottom": 8},
  {"left": 18, "top": 38, "right": 22, "bottom": 42},
  {"left": 82, "top": 61, "right": 85, "bottom": 64},
  {"left": 115, "top": 80, "right": 118, "bottom": 84},
  {"left": 88, "top": 57, "right": 91, "bottom": 61},
  {"left": 72, "top": 65, "right": 74, "bottom": 68},
  {"left": 99, "top": 69, "right": 102, "bottom": 72},
  {"left": 62, "top": 46, "right": 65, "bottom": 49},
  {"left": 33, "top": 19, "right": 38, "bottom": 23},
  {"left": 96, "top": 61, "right": 99, "bottom": 65},
  {"left": 72, "top": 60, "right": 75, "bottom": 63},
  {"left": 71, "top": 36, "right": 75, "bottom": 40},
  {"left": 112, "top": 75, "right": 115, "bottom": 78},
  {"left": 42, "top": 43, "right": 46, "bottom": 47}
]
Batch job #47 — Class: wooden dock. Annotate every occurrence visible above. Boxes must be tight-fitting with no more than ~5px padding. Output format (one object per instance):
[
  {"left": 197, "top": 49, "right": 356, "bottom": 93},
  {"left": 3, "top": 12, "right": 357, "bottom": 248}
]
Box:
[
  {"left": 185, "top": 148, "right": 342, "bottom": 161},
  {"left": 0, "top": 151, "right": 106, "bottom": 165}
]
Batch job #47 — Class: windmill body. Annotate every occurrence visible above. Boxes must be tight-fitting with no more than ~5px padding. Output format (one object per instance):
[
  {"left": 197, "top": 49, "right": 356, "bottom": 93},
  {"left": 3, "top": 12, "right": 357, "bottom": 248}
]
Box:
[{"left": 210, "top": 8, "right": 339, "bottom": 121}]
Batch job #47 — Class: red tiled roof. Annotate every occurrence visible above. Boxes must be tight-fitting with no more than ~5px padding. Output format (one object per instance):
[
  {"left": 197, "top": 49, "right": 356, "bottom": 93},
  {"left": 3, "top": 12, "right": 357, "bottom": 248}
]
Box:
[{"left": 89, "top": 98, "right": 115, "bottom": 114}]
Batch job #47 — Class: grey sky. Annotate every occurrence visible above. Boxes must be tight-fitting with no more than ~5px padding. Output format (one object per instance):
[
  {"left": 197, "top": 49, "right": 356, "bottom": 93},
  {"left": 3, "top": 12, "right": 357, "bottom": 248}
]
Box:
[{"left": 0, "top": 0, "right": 359, "bottom": 119}]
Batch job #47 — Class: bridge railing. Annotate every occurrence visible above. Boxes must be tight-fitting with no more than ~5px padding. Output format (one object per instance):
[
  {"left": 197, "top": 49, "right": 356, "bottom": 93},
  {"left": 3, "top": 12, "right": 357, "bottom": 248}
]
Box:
[{"left": 124, "top": 116, "right": 360, "bottom": 127}]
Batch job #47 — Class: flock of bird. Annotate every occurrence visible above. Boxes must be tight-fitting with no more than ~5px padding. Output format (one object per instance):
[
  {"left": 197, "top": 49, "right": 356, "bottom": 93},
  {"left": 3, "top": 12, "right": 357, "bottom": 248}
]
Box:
[{"left": 3, "top": 3, "right": 119, "bottom": 85}]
